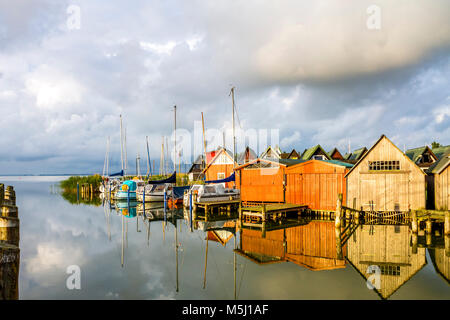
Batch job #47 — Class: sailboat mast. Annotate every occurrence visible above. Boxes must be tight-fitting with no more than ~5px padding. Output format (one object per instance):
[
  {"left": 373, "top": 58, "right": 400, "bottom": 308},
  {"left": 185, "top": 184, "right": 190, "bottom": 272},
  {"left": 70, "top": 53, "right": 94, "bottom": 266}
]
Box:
[
  {"left": 103, "top": 137, "right": 108, "bottom": 176},
  {"left": 146, "top": 136, "right": 151, "bottom": 177},
  {"left": 107, "top": 136, "right": 110, "bottom": 176},
  {"left": 124, "top": 127, "right": 128, "bottom": 176},
  {"left": 120, "top": 115, "right": 124, "bottom": 173},
  {"left": 231, "top": 87, "right": 237, "bottom": 167},
  {"left": 174, "top": 105, "right": 177, "bottom": 173},
  {"left": 201, "top": 112, "right": 207, "bottom": 168}
]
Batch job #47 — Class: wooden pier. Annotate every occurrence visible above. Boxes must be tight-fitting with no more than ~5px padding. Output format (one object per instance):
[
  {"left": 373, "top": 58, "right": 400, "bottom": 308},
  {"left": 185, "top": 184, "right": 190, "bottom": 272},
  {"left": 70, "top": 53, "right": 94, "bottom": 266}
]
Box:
[
  {"left": 240, "top": 203, "right": 308, "bottom": 222},
  {"left": 0, "top": 184, "right": 20, "bottom": 300},
  {"left": 193, "top": 199, "right": 240, "bottom": 222}
]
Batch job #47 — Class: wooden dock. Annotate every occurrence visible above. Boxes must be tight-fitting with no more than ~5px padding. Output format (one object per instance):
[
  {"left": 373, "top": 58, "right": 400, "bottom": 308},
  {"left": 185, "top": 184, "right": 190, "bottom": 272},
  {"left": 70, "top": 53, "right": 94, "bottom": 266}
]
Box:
[
  {"left": 240, "top": 203, "right": 308, "bottom": 224},
  {"left": 193, "top": 199, "right": 240, "bottom": 222}
]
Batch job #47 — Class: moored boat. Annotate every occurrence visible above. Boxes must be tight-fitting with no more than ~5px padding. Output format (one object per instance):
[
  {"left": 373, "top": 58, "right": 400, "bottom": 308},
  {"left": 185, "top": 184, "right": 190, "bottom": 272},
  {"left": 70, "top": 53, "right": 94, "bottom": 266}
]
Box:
[{"left": 183, "top": 184, "right": 240, "bottom": 207}]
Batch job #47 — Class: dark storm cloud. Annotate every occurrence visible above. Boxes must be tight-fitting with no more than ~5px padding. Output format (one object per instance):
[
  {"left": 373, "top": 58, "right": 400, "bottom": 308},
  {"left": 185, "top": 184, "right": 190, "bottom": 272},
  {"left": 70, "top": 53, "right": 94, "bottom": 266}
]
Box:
[{"left": 0, "top": 0, "right": 449, "bottom": 173}]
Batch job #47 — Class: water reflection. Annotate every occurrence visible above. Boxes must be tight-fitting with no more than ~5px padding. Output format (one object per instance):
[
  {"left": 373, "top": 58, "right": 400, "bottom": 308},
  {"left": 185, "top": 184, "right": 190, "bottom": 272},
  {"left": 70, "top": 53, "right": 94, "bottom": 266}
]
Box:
[
  {"left": 7, "top": 178, "right": 450, "bottom": 299},
  {"left": 346, "top": 225, "right": 427, "bottom": 299},
  {"left": 86, "top": 194, "right": 450, "bottom": 300}
]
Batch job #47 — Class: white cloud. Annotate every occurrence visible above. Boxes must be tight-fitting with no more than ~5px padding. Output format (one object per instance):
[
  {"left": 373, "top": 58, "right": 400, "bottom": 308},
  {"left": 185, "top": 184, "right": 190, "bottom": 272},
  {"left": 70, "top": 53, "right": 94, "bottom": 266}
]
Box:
[
  {"left": 24, "top": 65, "right": 85, "bottom": 110},
  {"left": 433, "top": 105, "right": 450, "bottom": 124},
  {"left": 139, "top": 41, "right": 177, "bottom": 55}
]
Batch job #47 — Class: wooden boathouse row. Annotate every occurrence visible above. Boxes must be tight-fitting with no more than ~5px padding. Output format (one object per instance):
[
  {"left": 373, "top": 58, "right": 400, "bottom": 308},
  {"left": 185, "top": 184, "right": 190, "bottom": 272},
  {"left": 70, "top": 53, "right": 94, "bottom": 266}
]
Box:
[
  {"left": 0, "top": 183, "right": 20, "bottom": 300},
  {"left": 234, "top": 158, "right": 352, "bottom": 211}
]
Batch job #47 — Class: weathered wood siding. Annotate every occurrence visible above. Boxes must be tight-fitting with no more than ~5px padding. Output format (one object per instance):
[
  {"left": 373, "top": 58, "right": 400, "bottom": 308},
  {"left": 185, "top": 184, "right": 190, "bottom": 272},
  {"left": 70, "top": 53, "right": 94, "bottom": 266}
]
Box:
[
  {"left": 346, "top": 136, "right": 426, "bottom": 211},
  {"left": 434, "top": 165, "right": 449, "bottom": 210},
  {"left": 285, "top": 161, "right": 348, "bottom": 211},
  {"left": 347, "top": 225, "right": 426, "bottom": 299}
]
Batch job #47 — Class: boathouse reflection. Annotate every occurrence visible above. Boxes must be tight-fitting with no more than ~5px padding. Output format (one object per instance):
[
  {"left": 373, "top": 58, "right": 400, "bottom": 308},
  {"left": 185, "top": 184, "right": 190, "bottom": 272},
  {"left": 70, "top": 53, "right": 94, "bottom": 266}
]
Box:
[
  {"left": 346, "top": 225, "right": 427, "bottom": 299},
  {"left": 235, "top": 221, "right": 347, "bottom": 270}
]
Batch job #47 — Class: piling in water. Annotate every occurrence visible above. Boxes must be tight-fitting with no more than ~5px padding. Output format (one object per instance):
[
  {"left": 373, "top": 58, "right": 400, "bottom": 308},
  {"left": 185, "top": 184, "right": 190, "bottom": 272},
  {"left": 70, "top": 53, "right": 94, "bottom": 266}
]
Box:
[{"left": 0, "top": 184, "right": 20, "bottom": 300}]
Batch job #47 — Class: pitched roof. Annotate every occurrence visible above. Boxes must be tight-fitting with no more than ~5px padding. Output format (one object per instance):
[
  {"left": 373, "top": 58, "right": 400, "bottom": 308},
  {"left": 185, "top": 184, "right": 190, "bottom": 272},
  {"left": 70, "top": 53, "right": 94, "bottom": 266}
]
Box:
[
  {"left": 188, "top": 155, "right": 205, "bottom": 173},
  {"left": 348, "top": 147, "right": 367, "bottom": 161},
  {"left": 260, "top": 146, "right": 282, "bottom": 159},
  {"left": 321, "top": 160, "right": 354, "bottom": 168},
  {"left": 432, "top": 145, "right": 450, "bottom": 160},
  {"left": 405, "top": 146, "right": 437, "bottom": 164},
  {"left": 202, "top": 147, "right": 235, "bottom": 173},
  {"left": 429, "top": 151, "right": 450, "bottom": 174},
  {"left": 234, "top": 158, "right": 305, "bottom": 170},
  {"left": 345, "top": 135, "right": 426, "bottom": 177},
  {"left": 300, "top": 145, "right": 330, "bottom": 160},
  {"left": 328, "top": 148, "right": 343, "bottom": 159},
  {"left": 237, "top": 147, "right": 257, "bottom": 164},
  {"left": 288, "top": 149, "right": 301, "bottom": 159}
]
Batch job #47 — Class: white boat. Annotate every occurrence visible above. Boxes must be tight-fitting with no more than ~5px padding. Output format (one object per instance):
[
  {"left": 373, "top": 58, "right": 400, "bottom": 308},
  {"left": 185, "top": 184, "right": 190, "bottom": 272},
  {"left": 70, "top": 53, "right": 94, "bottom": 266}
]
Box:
[
  {"left": 136, "top": 183, "right": 172, "bottom": 202},
  {"left": 183, "top": 184, "right": 240, "bottom": 207},
  {"left": 99, "top": 179, "right": 121, "bottom": 194}
]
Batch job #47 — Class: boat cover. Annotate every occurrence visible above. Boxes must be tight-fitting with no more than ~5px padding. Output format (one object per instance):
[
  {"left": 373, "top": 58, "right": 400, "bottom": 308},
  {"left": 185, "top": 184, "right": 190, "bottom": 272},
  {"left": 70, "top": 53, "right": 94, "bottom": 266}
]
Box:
[
  {"left": 172, "top": 186, "right": 190, "bottom": 199},
  {"left": 110, "top": 170, "right": 124, "bottom": 177},
  {"left": 205, "top": 172, "right": 235, "bottom": 184},
  {"left": 148, "top": 171, "right": 177, "bottom": 185}
]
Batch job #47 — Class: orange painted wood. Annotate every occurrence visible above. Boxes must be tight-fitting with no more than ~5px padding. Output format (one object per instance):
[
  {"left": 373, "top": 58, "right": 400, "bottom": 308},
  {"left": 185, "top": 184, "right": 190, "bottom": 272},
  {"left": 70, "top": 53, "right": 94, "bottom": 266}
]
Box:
[
  {"left": 285, "top": 161, "right": 348, "bottom": 211},
  {"left": 205, "top": 163, "right": 235, "bottom": 188},
  {"left": 236, "top": 166, "right": 286, "bottom": 202}
]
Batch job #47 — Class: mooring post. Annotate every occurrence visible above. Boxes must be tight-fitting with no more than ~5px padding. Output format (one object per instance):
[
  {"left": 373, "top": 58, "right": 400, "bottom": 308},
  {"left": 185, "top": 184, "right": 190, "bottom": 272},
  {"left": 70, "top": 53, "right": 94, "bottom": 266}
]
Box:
[
  {"left": 0, "top": 183, "right": 4, "bottom": 208},
  {"left": 238, "top": 202, "right": 242, "bottom": 229},
  {"left": 445, "top": 211, "right": 450, "bottom": 236},
  {"left": 445, "top": 235, "right": 450, "bottom": 258},
  {"left": 335, "top": 227, "right": 343, "bottom": 260},
  {"left": 426, "top": 219, "right": 432, "bottom": 234},
  {"left": 335, "top": 194, "right": 342, "bottom": 229},
  {"left": 189, "top": 191, "right": 193, "bottom": 231},
  {"left": 164, "top": 189, "right": 167, "bottom": 212},
  {"left": 412, "top": 233, "right": 418, "bottom": 254},
  {"left": 411, "top": 210, "right": 418, "bottom": 233}
]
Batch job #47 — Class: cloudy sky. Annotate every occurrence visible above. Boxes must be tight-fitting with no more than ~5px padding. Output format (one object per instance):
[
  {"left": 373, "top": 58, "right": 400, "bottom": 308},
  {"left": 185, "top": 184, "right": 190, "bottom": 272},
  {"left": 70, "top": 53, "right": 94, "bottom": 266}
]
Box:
[{"left": 0, "top": 0, "right": 449, "bottom": 174}]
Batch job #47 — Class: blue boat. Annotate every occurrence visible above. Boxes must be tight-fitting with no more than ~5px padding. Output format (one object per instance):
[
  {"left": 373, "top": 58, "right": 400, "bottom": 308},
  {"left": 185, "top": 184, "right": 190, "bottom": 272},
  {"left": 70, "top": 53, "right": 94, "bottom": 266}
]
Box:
[{"left": 114, "top": 180, "right": 138, "bottom": 201}]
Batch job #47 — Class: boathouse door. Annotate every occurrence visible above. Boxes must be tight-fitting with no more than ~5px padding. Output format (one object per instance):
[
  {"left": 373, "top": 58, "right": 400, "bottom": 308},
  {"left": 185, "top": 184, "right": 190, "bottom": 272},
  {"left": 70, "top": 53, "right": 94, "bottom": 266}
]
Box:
[{"left": 360, "top": 173, "right": 409, "bottom": 211}]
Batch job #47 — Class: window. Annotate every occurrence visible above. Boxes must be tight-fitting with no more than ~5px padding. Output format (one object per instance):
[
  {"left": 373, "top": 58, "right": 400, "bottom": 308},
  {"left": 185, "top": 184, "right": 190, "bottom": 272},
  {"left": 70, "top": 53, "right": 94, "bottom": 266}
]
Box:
[
  {"left": 379, "top": 265, "right": 400, "bottom": 276},
  {"left": 312, "top": 155, "right": 326, "bottom": 160},
  {"left": 368, "top": 160, "right": 400, "bottom": 171},
  {"left": 217, "top": 172, "right": 225, "bottom": 179}
]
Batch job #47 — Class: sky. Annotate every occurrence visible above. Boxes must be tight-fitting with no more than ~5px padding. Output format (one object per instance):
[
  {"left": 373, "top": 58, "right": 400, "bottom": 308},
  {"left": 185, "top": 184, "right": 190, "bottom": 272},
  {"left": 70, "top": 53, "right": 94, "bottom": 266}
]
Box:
[{"left": 0, "top": 0, "right": 449, "bottom": 174}]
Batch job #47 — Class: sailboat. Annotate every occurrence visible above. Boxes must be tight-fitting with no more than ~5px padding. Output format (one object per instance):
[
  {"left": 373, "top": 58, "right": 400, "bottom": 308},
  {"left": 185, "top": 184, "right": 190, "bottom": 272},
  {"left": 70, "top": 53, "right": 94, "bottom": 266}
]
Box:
[
  {"left": 137, "top": 106, "right": 182, "bottom": 202},
  {"left": 100, "top": 116, "right": 127, "bottom": 195}
]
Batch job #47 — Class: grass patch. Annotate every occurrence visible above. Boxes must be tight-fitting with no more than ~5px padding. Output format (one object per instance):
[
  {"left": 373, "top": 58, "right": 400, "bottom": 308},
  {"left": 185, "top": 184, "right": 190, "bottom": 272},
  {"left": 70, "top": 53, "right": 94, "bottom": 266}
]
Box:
[{"left": 60, "top": 174, "right": 103, "bottom": 192}]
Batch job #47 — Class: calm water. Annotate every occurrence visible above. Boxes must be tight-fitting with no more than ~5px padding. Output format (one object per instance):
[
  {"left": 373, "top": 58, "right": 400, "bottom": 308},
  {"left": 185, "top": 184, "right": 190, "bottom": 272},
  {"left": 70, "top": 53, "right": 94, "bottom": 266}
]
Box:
[{"left": 2, "top": 176, "right": 450, "bottom": 300}]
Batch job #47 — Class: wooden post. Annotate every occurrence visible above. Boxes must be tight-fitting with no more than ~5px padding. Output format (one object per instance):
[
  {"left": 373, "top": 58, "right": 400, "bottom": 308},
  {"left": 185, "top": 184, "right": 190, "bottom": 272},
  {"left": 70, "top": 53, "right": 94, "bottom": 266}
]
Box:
[
  {"left": 335, "top": 194, "right": 342, "bottom": 229},
  {"left": 238, "top": 202, "right": 242, "bottom": 230},
  {"left": 426, "top": 233, "right": 432, "bottom": 247},
  {"left": 426, "top": 219, "right": 432, "bottom": 234},
  {"left": 411, "top": 233, "right": 418, "bottom": 254},
  {"left": 0, "top": 183, "right": 4, "bottom": 207},
  {"left": 411, "top": 210, "right": 418, "bottom": 233},
  {"left": 445, "top": 235, "right": 450, "bottom": 258},
  {"left": 335, "top": 227, "right": 343, "bottom": 260},
  {"left": 445, "top": 211, "right": 450, "bottom": 236}
]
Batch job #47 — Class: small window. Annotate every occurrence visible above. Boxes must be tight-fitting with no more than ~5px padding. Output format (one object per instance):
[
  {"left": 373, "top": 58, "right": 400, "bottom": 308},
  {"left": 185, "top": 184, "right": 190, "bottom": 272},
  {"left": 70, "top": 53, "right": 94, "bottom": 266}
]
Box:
[
  {"left": 379, "top": 265, "right": 400, "bottom": 276},
  {"left": 312, "top": 155, "right": 326, "bottom": 160},
  {"left": 217, "top": 172, "right": 225, "bottom": 179},
  {"left": 368, "top": 160, "right": 400, "bottom": 171}
]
